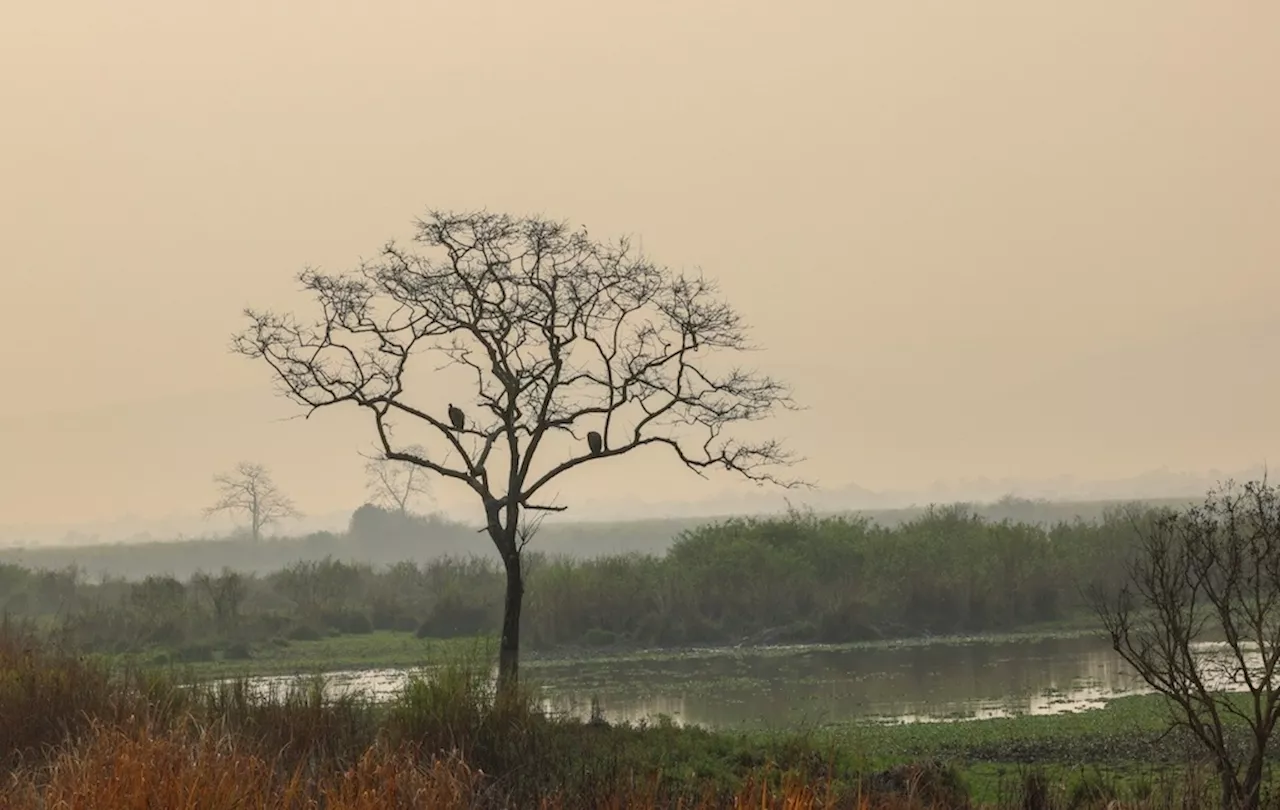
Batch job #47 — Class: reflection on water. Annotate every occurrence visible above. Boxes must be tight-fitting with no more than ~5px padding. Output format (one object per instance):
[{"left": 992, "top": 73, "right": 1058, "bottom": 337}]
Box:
[{"left": 228, "top": 636, "right": 1262, "bottom": 730}]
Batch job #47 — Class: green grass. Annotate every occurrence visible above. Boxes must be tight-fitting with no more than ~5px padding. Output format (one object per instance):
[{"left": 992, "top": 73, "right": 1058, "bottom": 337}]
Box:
[
  {"left": 826, "top": 692, "right": 1276, "bottom": 803},
  {"left": 830, "top": 694, "right": 1181, "bottom": 763},
  {"left": 150, "top": 620, "right": 1110, "bottom": 683},
  {"left": 100, "top": 631, "right": 500, "bottom": 680}
]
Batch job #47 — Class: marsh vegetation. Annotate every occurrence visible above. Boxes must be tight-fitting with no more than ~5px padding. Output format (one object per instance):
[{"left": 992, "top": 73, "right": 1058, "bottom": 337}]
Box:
[{"left": 5, "top": 490, "right": 1280, "bottom": 807}]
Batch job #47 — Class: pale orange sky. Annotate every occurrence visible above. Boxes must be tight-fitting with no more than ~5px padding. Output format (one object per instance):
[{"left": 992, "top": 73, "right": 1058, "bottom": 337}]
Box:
[{"left": 1, "top": 1, "right": 1277, "bottom": 529}]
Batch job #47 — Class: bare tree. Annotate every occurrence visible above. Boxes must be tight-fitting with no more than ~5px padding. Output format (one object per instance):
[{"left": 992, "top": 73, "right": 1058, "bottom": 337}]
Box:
[
  {"left": 363, "top": 444, "right": 433, "bottom": 515},
  {"left": 1092, "top": 479, "right": 1280, "bottom": 810},
  {"left": 204, "top": 462, "right": 300, "bottom": 542},
  {"left": 232, "top": 209, "right": 804, "bottom": 691}
]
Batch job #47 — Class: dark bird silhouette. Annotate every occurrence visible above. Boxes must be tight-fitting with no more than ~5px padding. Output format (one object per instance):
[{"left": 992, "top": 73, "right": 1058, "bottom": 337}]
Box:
[
  {"left": 448, "top": 403, "right": 465, "bottom": 431},
  {"left": 587, "top": 430, "right": 603, "bottom": 456}
]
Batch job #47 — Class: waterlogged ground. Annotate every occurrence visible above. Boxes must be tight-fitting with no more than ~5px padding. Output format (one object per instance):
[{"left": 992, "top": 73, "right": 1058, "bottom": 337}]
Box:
[
  {"left": 224, "top": 632, "right": 1267, "bottom": 733},
  {"left": 533, "top": 634, "right": 1149, "bottom": 728},
  {"left": 227, "top": 632, "right": 1191, "bottom": 729}
]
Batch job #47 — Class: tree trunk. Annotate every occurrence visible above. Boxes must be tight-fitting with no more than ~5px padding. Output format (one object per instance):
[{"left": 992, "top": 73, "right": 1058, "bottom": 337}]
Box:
[
  {"left": 497, "top": 550, "right": 524, "bottom": 696},
  {"left": 1218, "top": 760, "right": 1256, "bottom": 810},
  {"left": 1235, "top": 750, "right": 1264, "bottom": 810}
]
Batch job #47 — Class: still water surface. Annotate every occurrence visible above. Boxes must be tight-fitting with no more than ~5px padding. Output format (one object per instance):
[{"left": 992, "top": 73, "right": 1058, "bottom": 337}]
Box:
[{"left": 236, "top": 634, "right": 1190, "bottom": 729}]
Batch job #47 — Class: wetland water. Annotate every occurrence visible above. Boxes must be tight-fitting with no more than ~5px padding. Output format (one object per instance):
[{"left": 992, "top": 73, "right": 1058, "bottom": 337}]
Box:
[{"left": 235, "top": 634, "right": 1185, "bottom": 729}]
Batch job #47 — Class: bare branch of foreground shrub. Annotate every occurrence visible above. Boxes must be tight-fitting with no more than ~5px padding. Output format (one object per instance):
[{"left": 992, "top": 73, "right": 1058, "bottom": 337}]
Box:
[{"left": 1092, "top": 478, "right": 1280, "bottom": 810}]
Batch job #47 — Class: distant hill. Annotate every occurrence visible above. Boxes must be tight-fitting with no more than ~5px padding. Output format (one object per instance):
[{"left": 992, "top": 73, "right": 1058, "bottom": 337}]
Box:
[{"left": 5, "top": 463, "right": 1259, "bottom": 548}]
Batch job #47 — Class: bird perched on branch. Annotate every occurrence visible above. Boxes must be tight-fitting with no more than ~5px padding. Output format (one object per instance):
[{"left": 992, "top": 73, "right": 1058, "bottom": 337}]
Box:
[
  {"left": 587, "top": 431, "right": 603, "bottom": 456},
  {"left": 448, "top": 403, "right": 465, "bottom": 431}
]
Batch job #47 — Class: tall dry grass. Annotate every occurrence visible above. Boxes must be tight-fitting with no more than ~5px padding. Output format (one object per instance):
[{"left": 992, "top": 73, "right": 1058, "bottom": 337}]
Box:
[
  {"left": 0, "top": 726, "right": 1244, "bottom": 810},
  {"left": 0, "top": 726, "right": 927, "bottom": 810},
  {"left": 0, "top": 722, "right": 490, "bottom": 809}
]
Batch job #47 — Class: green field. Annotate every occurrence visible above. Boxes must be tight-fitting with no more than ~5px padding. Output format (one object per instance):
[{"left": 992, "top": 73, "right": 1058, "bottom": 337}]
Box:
[
  {"left": 123, "top": 630, "right": 496, "bottom": 679},
  {"left": 126, "top": 617, "right": 1111, "bottom": 680}
]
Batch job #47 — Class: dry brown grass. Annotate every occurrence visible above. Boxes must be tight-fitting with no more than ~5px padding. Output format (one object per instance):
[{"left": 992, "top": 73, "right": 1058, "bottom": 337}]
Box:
[
  {"left": 0, "top": 720, "right": 1249, "bottom": 810},
  {"left": 0, "top": 722, "right": 490, "bottom": 809},
  {"left": 0, "top": 723, "right": 876, "bottom": 810}
]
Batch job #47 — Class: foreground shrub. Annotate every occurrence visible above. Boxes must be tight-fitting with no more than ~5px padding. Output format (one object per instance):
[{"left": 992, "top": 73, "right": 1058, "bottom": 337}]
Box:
[
  {"left": 0, "top": 617, "right": 186, "bottom": 770},
  {"left": 0, "top": 723, "right": 489, "bottom": 810}
]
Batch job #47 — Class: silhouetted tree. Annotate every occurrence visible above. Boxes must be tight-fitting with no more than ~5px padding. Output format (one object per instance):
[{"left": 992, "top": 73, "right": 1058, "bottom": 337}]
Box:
[
  {"left": 232, "top": 208, "right": 802, "bottom": 691},
  {"left": 363, "top": 445, "right": 432, "bottom": 515},
  {"left": 204, "top": 462, "right": 300, "bottom": 542},
  {"left": 1092, "top": 479, "right": 1280, "bottom": 810}
]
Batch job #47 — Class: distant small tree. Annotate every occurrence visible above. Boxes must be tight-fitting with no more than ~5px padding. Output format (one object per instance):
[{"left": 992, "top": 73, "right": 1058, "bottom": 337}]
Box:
[
  {"left": 1092, "top": 479, "right": 1280, "bottom": 810},
  {"left": 204, "top": 462, "right": 300, "bottom": 542},
  {"left": 363, "top": 445, "right": 432, "bottom": 515}
]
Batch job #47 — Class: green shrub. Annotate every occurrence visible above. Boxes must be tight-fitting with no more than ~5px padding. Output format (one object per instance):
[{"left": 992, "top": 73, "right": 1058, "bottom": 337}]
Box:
[
  {"left": 286, "top": 624, "right": 323, "bottom": 642},
  {"left": 175, "top": 644, "right": 214, "bottom": 663},
  {"left": 223, "top": 641, "right": 252, "bottom": 660},
  {"left": 581, "top": 628, "right": 617, "bottom": 647}
]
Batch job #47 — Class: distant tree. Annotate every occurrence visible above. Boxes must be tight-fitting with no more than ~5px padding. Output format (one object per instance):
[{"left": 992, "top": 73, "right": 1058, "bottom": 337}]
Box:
[
  {"left": 232, "top": 208, "right": 803, "bottom": 692},
  {"left": 1092, "top": 479, "right": 1280, "bottom": 810},
  {"left": 204, "top": 462, "right": 300, "bottom": 542},
  {"left": 363, "top": 445, "right": 432, "bottom": 515}
]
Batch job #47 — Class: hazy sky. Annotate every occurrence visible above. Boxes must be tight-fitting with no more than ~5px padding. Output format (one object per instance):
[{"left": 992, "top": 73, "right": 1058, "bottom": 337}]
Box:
[{"left": 2, "top": 1, "right": 1278, "bottom": 529}]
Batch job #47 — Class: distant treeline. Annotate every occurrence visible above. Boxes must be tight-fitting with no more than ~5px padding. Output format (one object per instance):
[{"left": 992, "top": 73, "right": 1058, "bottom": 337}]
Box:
[
  {"left": 0, "top": 495, "right": 1192, "bottom": 581},
  {"left": 0, "top": 501, "right": 1162, "bottom": 662}
]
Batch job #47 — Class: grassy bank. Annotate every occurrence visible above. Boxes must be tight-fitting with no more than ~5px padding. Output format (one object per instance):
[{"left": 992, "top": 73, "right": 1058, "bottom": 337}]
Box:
[
  {"left": 103, "top": 630, "right": 496, "bottom": 680},
  {"left": 121, "top": 615, "right": 1111, "bottom": 682}
]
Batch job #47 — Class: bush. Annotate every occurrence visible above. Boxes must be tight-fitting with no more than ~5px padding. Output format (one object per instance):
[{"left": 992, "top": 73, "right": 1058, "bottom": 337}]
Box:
[
  {"left": 416, "top": 595, "right": 494, "bottom": 639},
  {"left": 371, "top": 598, "right": 417, "bottom": 632},
  {"left": 0, "top": 617, "right": 186, "bottom": 769},
  {"left": 286, "top": 624, "right": 323, "bottom": 642},
  {"left": 175, "top": 643, "right": 214, "bottom": 663},
  {"left": 144, "top": 620, "right": 187, "bottom": 647},
  {"left": 580, "top": 628, "right": 617, "bottom": 647},
  {"left": 223, "top": 641, "right": 252, "bottom": 661},
  {"left": 323, "top": 610, "right": 373, "bottom": 635}
]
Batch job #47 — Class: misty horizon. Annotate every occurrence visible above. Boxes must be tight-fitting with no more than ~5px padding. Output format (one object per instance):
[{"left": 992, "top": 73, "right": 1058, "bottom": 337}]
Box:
[
  {"left": 0, "top": 463, "right": 1268, "bottom": 548},
  {"left": 3, "top": 2, "right": 1277, "bottom": 539}
]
